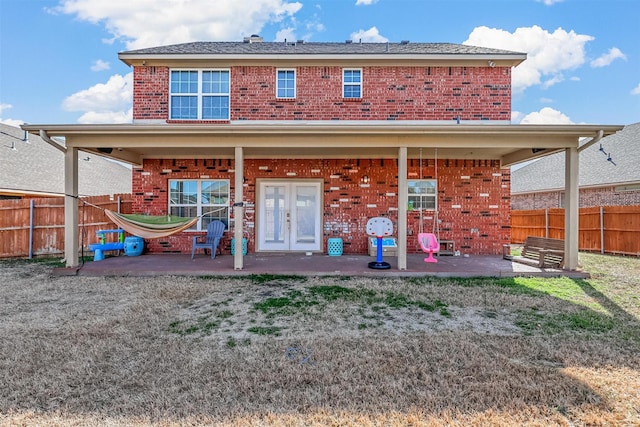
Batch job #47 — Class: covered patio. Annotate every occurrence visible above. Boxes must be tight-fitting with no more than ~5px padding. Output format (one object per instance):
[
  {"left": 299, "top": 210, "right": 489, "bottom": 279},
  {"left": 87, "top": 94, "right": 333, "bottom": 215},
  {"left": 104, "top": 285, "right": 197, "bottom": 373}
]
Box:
[
  {"left": 23, "top": 122, "right": 623, "bottom": 272},
  {"left": 63, "top": 252, "right": 588, "bottom": 278}
]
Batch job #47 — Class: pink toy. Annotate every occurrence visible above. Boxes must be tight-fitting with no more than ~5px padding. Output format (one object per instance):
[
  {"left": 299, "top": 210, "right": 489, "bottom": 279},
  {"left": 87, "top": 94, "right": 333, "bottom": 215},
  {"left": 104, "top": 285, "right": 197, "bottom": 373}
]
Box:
[{"left": 418, "top": 232, "right": 439, "bottom": 263}]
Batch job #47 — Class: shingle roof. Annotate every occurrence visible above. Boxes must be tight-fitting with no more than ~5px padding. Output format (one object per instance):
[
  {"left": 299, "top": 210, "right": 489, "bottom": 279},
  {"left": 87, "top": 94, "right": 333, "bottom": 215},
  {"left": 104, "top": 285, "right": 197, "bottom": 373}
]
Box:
[
  {"left": 121, "top": 41, "right": 525, "bottom": 57},
  {"left": 511, "top": 122, "right": 640, "bottom": 193},
  {"left": 1, "top": 123, "right": 131, "bottom": 197}
]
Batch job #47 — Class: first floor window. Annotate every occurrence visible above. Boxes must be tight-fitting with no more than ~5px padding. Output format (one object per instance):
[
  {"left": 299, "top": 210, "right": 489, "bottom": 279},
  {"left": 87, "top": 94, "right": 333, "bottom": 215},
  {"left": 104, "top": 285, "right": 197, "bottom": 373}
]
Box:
[
  {"left": 408, "top": 180, "right": 437, "bottom": 211},
  {"left": 169, "top": 179, "right": 230, "bottom": 230},
  {"left": 170, "top": 69, "right": 230, "bottom": 120}
]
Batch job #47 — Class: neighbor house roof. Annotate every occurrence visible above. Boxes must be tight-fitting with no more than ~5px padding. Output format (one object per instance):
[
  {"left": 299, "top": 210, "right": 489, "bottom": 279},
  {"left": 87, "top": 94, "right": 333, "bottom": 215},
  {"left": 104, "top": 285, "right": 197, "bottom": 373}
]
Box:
[
  {"left": 511, "top": 122, "right": 640, "bottom": 194},
  {"left": 1, "top": 123, "right": 132, "bottom": 198},
  {"left": 119, "top": 41, "right": 526, "bottom": 67}
]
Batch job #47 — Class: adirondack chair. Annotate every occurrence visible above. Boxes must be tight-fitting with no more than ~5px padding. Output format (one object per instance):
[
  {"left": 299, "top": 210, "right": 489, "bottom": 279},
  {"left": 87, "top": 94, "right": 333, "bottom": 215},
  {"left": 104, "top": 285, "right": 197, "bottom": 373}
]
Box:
[
  {"left": 418, "top": 232, "right": 439, "bottom": 263},
  {"left": 191, "top": 220, "right": 225, "bottom": 259}
]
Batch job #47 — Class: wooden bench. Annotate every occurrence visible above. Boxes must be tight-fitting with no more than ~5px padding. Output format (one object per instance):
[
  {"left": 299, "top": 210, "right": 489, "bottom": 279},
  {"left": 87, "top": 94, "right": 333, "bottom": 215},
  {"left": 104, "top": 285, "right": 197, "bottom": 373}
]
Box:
[{"left": 512, "top": 236, "right": 565, "bottom": 269}]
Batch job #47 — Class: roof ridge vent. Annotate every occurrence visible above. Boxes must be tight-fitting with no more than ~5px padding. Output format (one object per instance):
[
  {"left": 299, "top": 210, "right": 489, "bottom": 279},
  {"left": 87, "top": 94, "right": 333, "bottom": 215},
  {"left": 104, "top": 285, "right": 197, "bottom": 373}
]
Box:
[{"left": 243, "top": 35, "right": 263, "bottom": 43}]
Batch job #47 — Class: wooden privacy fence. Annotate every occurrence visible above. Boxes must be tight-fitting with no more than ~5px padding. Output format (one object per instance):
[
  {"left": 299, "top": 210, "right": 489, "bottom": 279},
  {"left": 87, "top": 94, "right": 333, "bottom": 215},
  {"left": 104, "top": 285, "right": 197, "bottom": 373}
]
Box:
[
  {"left": 0, "top": 194, "right": 132, "bottom": 258},
  {"left": 511, "top": 206, "right": 640, "bottom": 256}
]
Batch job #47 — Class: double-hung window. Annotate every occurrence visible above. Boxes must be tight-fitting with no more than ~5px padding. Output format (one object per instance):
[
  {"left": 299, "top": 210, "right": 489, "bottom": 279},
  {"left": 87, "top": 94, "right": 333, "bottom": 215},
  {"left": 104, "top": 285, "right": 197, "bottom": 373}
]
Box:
[
  {"left": 343, "top": 68, "right": 362, "bottom": 98},
  {"left": 408, "top": 180, "right": 437, "bottom": 211},
  {"left": 169, "top": 179, "right": 230, "bottom": 231},
  {"left": 170, "top": 69, "right": 230, "bottom": 120},
  {"left": 276, "top": 69, "right": 296, "bottom": 99}
]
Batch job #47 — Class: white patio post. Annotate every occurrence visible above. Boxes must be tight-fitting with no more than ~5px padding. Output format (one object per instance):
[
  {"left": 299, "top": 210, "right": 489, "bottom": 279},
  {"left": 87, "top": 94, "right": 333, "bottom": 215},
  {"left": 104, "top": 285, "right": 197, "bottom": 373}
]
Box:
[
  {"left": 233, "top": 146, "right": 244, "bottom": 270},
  {"left": 564, "top": 146, "right": 579, "bottom": 270},
  {"left": 64, "top": 147, "right": 79, "bottom": 267},
  {"left": 398, "top": 147, "right": 408, "bottom": 270}
]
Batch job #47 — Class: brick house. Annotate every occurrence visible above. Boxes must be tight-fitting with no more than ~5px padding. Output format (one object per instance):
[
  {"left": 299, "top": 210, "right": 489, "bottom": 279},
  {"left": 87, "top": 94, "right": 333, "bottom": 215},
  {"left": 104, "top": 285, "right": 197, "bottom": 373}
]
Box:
[
  {"left": 23, "top": 37, "right": 622, "bottom": 270},
  {"left": 512, "top": 122, "right": 640, "bottom": 209}
]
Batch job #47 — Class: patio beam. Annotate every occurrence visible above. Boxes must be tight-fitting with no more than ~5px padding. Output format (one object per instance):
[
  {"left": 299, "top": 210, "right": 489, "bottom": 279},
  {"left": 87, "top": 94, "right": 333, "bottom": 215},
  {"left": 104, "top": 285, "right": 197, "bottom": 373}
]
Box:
[
  {"left": 564, "top": 147, "right": 579, "bottom": 270},
  {"left": 234, "top": 146, "right": 244, "bottom": 270},
  {"left": 64, "top": 147, "right": 79, "bottom": 268},
  {"left": 398, "top": 147, "right": 408, "bottom": 270}
]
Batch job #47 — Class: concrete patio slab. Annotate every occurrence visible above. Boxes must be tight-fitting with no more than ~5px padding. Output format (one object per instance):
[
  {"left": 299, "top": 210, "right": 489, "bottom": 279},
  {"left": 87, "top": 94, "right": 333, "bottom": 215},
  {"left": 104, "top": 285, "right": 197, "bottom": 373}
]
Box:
[{"left": 61, "top": 252, "right": 588, "bottom": 278}]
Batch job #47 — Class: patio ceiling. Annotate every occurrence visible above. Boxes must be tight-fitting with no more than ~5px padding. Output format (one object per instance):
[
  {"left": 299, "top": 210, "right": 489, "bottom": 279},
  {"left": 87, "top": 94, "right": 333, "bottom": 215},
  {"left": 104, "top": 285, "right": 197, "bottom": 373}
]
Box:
[{"left": 22, "top": 123, "right": 623, "bottom": 168}]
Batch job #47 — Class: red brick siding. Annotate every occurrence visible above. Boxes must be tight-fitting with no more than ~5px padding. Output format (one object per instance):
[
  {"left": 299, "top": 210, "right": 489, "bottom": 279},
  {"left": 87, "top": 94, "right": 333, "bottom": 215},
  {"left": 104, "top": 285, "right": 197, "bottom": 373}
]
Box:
[
  {"left": 133, "top": 65, "right": 511, "bottom": 122},
  {"left": 132, "top": 158, "right": 510, "bottom": 255},
  {"left": 512, "top": 186, "right": 640, "bottom": 210},
  {"left": 133, "top": 66, "right": 169, "bottom": 119}
]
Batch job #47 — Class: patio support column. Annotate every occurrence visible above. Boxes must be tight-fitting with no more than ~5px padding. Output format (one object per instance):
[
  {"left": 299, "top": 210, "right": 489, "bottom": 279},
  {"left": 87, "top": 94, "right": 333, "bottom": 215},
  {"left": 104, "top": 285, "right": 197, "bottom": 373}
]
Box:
[
  {"left": 397, "top": 147, "right": 408, "bottom": 270},
  {"left": 233, "top": 146, "right": 244, "bottom": 270},
  {"left": 564, "top": 146, "right": 579, "bottom": 270},
  {"left": 64, "top": 147, "right": 79, "bottom": 268}
]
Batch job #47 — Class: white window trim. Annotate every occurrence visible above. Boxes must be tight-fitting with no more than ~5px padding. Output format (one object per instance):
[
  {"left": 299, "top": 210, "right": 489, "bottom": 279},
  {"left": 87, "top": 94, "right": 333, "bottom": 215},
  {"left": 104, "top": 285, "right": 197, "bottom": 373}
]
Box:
[
  {"left": 276, "top": 68, "right": 296, "bottom": 99},
  {"left": 169, "top": 68, "right": 231, "bottom": 120},
  {"left": 342, "top": 68, "right": 363, "bottom": 99},
  {"left": 169, "top": 179, "right": 230, "bottom": 231},
  {"left": 407, "top": 179, "right": 438, "bottom": 211}
]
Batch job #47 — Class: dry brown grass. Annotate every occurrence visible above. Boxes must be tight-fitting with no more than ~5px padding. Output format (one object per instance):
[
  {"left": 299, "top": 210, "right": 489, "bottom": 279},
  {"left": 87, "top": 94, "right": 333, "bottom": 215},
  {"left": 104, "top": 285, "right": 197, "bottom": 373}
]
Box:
[{"left": 0, "top": 253, "right": 638, "bottom": 426}]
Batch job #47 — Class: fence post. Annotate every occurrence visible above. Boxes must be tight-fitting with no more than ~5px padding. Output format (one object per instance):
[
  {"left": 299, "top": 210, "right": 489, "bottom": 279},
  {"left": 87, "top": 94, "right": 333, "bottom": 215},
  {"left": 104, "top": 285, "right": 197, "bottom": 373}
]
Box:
[
  {"left": 600, "top": 206, "right": 605, "bottom": 254},
  {"left": 117, "top": 196, "right": 121, "bottom": 214},
  {"left": 29, "top": 199, "right": 35, "bottom": 259},
  {"left": 545, "top": 208, "right": 549, "bottom": 238}
]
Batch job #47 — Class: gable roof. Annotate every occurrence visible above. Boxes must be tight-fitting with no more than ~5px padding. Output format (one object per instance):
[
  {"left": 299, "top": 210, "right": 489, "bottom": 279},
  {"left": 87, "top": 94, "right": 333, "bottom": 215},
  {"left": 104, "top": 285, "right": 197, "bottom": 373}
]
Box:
[
  {"left": 119, "top": 41, "right": 526, "bottom": 67},
  {"left": 1, "top": 123, "right": 131, "bottom": 198},
  {"left": 511, "top": 122, "right": 640, "bottom": 194}
]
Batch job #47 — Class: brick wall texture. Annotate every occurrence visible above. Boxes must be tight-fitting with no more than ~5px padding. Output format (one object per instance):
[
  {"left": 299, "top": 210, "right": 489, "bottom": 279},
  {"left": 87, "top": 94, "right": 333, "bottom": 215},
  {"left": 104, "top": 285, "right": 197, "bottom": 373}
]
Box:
[
  {"left": 512, "top": 186, "right": 640, "bottom": 210},
  {"left": 133, "top": 65, "right": 511, "bottom": 122},
  {"left": 130, "top": 63, "right": 513, "bottom": 256},
  {"left": 133, "top": 158, "right": 511, "bottom": 256}
]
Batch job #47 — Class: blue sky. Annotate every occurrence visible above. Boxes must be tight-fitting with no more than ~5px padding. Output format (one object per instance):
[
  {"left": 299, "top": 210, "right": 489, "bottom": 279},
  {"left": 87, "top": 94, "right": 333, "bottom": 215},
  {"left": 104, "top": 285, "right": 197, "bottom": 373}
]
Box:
[{"left": 1, "top": 0, "right": 638, "bottom": 127}]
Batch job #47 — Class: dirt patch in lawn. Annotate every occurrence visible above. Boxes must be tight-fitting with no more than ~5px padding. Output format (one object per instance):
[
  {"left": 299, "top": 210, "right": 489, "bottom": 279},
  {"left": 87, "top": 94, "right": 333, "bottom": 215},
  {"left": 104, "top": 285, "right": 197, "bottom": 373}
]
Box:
[{"left": 0, "top": 254, "right": 638, "bottom": 426}]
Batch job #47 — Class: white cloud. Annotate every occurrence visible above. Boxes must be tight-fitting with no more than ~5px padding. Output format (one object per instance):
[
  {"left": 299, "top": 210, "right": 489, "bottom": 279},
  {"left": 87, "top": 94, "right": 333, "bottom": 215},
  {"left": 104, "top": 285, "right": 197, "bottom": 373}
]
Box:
[
  {"left": 0, "top": 118, "right": 24, "bottom": 127},
  {"left": 63, "top": 73, "right": 133, "bottom": 124},
  {"left": 90, "top": 59, "right": 110, "bottom": 71},
  {"left": 350, "top": 26, "right": 388, "bottom": 43},
  {"left": 539, "top": 97, "right": 553, "bottom": 104},
  {"left": 356, "top": 0, "right": 378, "bottom": 5},
  {"left": 275, "top": 27, "right": 297, "bottom": 42},
  {"left": 590, "top": 47, "right": 627, "bottom": 68},
  {"left": 0, "top": 104, "right": 23, "bottom": 127},
  {"left": 0, "top": 103, "right": 12, "bottom": 115},
  {"left": 55, "top": 0, "right": 303, "bottom": 49},
  {"left": 518, "top": 107, "right": 574, "bottom": 124},
  {"left": 632, "top": 83, "right": 640, "bottom": 95},
  {"left": 464, "top": 25, "right": 594, "bottom": 94},
  {"left": 77, "top": 108, "right": 133, "bottom": 124},
  {"left": 536, "top": 0, "right": 563, "bottom": 5}
]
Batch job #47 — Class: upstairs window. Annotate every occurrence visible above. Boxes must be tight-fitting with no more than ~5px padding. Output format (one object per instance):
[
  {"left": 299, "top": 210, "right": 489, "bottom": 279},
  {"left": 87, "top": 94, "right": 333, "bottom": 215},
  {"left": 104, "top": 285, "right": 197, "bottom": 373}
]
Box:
[
  {"left": 343, "top": 68, "right": 362, "bottom": 98},
  {"left": 408, "top": 180, "right": 437, "bottom": 211},
  {"left": 169, "top": 179, "right": 230, "bottom": 231},
  {"left": 170, "top": 69, "right": 230, "bottom": 120},
  {"left": 276, "top": 69, "right": 296, "bottom": 99}
]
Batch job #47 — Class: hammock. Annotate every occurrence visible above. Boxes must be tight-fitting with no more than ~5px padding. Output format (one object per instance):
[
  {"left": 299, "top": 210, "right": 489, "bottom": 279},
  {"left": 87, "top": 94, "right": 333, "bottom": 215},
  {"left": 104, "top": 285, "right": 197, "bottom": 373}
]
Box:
[{"left": 104, "top": 210, "right": 199, "bottom": 239}]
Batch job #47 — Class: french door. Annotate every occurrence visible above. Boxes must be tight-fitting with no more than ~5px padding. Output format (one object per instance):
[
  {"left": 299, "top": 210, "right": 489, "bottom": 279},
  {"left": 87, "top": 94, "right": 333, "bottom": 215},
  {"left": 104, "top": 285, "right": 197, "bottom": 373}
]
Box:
[{"left": 257, "top": 180, "right": 322, "bottom": 252}]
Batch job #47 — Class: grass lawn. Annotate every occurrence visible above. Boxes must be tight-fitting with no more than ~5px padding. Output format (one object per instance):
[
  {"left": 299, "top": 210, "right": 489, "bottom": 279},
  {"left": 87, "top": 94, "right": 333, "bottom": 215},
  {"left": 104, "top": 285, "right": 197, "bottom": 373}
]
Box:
[{"left": 0, "top": 253, "right": 638, "bottom": 426}]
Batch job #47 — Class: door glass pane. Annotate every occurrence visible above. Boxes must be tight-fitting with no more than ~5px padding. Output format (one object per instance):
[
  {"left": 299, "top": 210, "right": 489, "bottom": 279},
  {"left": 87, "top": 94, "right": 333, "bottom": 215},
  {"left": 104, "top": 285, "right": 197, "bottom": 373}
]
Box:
[
  {"left": 265, "top": 186, "right": 286, "bottom": 243},
  {"left": 295, "top": 186, "right": 317, "bottom": 244}
]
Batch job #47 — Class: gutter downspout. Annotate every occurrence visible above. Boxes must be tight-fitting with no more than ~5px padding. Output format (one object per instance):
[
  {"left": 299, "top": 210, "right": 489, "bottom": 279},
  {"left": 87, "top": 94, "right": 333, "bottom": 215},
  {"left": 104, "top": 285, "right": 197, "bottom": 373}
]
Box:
[
  {"left": 577, "top": 130, "right": 604, "bottom": 153},
  {"left": 39, "top": 129, "right": 66, "bottom": 153}
]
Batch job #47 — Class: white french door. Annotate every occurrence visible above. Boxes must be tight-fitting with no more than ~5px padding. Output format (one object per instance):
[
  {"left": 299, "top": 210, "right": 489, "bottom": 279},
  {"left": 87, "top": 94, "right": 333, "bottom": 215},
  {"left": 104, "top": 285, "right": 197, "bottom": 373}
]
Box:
[{"left": 257, "top": 180, "right": 322, "bottom": 252}]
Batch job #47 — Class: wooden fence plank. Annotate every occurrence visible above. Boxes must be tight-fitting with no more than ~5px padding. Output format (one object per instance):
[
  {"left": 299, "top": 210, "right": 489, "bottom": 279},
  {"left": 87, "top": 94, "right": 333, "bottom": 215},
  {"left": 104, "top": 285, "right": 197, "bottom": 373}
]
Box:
[
  {"left": 0, "top": 194, "right": 133, "bottom": 258},
  {"left": 511, "top": 206, "right": 640, "bottom": 256}
]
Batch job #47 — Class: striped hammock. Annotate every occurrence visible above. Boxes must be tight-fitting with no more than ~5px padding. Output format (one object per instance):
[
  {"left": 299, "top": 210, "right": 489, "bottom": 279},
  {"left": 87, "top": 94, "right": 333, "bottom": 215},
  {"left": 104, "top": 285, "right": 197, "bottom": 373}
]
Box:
[{"left": 104, "top": 210, "right": 198, "bottom": 239}]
